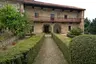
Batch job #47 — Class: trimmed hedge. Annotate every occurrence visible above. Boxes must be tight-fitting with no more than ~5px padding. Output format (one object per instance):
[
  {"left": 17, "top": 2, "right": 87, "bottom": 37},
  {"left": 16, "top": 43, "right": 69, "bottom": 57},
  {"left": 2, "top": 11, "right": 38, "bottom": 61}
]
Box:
[
  {"left": 52, "top": 34, "right": 71, "bottom": 64},
  {"left": 69, "top": 35, "right": 96, "bottom": 64},
  {"left": 0, "top": 34, "right": 44, "bottom": 64}
]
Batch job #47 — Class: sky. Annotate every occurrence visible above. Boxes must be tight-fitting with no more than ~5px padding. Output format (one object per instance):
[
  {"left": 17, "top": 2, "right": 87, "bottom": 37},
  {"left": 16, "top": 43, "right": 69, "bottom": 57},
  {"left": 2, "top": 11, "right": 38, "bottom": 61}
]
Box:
[{"left": 36, "top": 0, "right": 96, "bottom": 21}]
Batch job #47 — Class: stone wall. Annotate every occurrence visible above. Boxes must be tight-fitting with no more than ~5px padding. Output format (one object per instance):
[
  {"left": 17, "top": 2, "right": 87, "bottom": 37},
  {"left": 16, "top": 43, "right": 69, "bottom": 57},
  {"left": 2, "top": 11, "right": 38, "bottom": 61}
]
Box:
[{"left": 61, "top": 23, "right": 80, "bottom": 34}]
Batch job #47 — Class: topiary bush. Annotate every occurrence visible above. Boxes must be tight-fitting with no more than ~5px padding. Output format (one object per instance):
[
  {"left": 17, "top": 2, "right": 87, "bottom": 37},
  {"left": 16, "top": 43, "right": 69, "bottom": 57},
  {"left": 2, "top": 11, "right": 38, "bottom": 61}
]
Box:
[
  {"left": 69, "top": 35, "right": 96, "bottom": 64},
  {"left": 67, "top": 27, "right": 83, "bottom": 38}
]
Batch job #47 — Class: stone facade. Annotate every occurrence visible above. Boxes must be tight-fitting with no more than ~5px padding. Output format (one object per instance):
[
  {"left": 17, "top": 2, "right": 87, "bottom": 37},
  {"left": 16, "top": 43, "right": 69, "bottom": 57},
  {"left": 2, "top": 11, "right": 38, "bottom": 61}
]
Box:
[
  {"left": 25, "top": 5, "right": 85, "bottom": 34},
  {"left": 25, "top": 6, "right": 83, "bottom": 19}
]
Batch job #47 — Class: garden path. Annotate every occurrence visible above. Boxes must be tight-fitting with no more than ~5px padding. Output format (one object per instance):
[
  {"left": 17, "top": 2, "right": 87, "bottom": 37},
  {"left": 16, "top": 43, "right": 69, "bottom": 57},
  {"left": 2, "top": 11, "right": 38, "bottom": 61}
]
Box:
[{"left": 33, "top": 34, "right": 68, "bottom": 64}]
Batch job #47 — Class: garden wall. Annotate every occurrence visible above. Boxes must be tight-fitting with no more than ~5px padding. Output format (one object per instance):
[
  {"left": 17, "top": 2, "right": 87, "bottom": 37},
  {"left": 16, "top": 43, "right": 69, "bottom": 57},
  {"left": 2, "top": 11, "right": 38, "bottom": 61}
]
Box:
[
  {"left": 0, "top": 34, "right": 44, "bottom": 64},
  {"left": 52, "top": 34, "right": 71, "bottom": 64}
]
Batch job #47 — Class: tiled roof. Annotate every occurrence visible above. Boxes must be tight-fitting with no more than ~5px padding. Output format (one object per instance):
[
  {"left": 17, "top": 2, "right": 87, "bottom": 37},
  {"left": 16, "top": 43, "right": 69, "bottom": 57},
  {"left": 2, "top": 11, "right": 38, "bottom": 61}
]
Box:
[{"left": 23, "top": 0, "right": 85, "bottom": 11}]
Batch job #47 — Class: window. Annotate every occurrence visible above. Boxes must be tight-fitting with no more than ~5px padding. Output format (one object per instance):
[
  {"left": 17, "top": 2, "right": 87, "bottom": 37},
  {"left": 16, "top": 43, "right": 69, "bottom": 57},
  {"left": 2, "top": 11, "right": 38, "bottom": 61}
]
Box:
[
  {"left": 35, "top": 12, "right": 39, "bottom": 18},
  {"left": 64, "top": 15, "right": 67, "bottom": 19},
  {"left": 68, "top": 26, "right": 71, "bottom": 31},
  {"left": 57, "top": 13, "right": 60, "bottom": 19},
  {"left": 50, "top": 14, "right": 55, "bottom": 20},
  {"left": 30, "top": 26, "right": 34, "bottom": 32}
]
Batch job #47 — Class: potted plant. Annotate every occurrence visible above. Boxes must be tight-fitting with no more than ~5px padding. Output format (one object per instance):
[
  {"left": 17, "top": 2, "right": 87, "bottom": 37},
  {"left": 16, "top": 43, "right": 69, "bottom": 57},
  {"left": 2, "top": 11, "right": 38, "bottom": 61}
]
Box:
[{"left": 12, "top": 42, "right": 16, "bottom": 45}]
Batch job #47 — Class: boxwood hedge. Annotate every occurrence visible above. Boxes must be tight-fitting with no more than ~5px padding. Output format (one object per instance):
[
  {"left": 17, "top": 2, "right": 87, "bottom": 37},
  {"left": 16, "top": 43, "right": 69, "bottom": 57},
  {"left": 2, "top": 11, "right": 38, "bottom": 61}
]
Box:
[
  {"left": 52, "top": 34, "right": 71, "bottom": 64},
  {"left": 0, "top": 34, "right": 44, "bottom": 64},
  {"left": 69, "top": 35, "right": 96, "bottom": 64}
]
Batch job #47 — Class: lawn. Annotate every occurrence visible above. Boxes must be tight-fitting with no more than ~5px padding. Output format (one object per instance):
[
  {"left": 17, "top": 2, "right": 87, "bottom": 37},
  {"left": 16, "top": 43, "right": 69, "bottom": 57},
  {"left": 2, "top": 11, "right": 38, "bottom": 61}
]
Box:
[{"left": 55, "top": 34, "right": 71, "bottom": 46}]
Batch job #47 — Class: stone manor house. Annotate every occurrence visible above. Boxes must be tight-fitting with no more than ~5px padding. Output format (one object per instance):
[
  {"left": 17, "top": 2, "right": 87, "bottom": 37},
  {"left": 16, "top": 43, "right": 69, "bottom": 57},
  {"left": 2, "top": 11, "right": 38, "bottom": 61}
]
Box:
[{"left": 0, "top": 0, "right": 85, "bottom": 34}]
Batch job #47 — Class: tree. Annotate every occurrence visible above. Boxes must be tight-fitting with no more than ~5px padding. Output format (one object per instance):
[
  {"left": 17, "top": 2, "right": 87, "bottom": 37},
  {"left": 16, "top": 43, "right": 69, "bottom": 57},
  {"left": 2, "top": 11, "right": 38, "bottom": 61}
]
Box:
[
  {"left": 0, "top": 4, "right": 31, "bottom": 38},
  {"left": 84, "top": 18, "right": 91, "bottom": 34},
  {"left": 89, "top": 18, "right": 96, "bottom": 34},
  {"left": 84, "top": 18, "right": 91, "bottom": 28}
]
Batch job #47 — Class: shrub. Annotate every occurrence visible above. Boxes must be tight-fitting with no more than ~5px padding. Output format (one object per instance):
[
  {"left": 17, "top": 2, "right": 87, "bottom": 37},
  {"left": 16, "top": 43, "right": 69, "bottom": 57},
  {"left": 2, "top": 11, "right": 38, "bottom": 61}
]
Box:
[
  {"left": 67, "top": 27, "right": 83, "bottom": 38},
  {"left": 69, "top": 35, "right": 96, "bottom": 64},
  {"left": 67, "top": 32, "right": 76, "bottom": 38}
]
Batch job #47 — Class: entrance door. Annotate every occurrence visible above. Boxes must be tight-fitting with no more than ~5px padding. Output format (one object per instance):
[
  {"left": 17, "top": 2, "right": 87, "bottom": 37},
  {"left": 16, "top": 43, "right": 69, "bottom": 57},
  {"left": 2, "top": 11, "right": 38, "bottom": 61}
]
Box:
[
  {"left": 53, "top": 24, "right": 61, "bottom": 33},
  {"left": 43, "top": 24, "right": 50, "bottom": 33}
]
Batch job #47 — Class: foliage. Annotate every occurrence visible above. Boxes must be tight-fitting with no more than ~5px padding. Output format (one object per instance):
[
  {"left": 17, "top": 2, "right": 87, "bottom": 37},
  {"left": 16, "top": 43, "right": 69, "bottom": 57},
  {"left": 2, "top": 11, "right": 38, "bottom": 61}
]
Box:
[
  {"left": 69, "top": 35, "right": 96, "bottom": 64},
  {"left": 0, "top": 4, "right": 31, "bottom": 38},
  {"left": 52, "top": 33, "right": 71, "bottom": 64},
  {"left": 85, "top": 18, "right": 96, "bottom": 34},
  {"left": 67, "top": 27, "right": 83, "bottom": 38},
  {"left": 84, "top": 18, "right": 91, "bottom": 34},
  {"left": 88, "top": 18, "right": 96, "bottom": 34},
  {"left": 0, "top": 34, "right": 44, "bottom": 63},
  {"left": 84, "top": 18, "right": 91, "bottom": 28}
]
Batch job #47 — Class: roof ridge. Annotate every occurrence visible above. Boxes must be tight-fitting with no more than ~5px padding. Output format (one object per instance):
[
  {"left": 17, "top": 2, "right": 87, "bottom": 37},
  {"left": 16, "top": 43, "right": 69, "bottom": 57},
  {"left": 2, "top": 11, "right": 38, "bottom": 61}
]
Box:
[
  {"left": 34, "top": 1, "right": 84, "bottom": 9},
  {"left": 23, "top": 0, "right": 85, "bottom": 10}
]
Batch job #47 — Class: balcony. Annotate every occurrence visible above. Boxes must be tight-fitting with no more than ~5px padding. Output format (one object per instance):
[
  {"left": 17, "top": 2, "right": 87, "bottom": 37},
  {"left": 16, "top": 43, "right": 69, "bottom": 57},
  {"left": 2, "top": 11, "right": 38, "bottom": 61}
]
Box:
[{"left": 30, "top": 16, "right": 81, "bottom": 23}]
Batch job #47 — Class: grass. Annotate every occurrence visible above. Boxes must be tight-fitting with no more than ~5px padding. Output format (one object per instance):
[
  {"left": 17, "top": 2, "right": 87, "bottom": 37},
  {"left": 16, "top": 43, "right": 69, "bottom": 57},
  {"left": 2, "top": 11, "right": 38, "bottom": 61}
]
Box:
[
  {"left": 55, "top": 34, "right": 71, "bottom": 46},
  {"left": 0, "top": 34, "right": 44, "bottom": 62}
]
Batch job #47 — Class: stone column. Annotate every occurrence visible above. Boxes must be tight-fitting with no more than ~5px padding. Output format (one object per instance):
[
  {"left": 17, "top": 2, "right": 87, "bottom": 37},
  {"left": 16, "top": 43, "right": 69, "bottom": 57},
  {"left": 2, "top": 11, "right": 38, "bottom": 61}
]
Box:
[{"left": 51, "top": 23, "right": 54, "bottom": 33}]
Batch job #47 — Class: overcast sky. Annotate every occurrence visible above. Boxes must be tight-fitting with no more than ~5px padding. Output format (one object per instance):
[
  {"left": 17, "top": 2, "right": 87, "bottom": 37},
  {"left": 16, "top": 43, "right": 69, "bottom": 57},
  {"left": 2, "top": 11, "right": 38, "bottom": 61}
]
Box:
[{"left": 36, "top": 0, "right": 96, "bottom": 20}]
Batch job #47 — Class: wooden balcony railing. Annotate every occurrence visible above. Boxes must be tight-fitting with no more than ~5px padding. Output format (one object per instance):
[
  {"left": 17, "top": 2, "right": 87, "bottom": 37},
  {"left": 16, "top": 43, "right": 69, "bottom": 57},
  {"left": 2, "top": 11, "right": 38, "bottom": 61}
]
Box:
[{"left": 30, "top": 16, "right": 81, "bottom": 23}]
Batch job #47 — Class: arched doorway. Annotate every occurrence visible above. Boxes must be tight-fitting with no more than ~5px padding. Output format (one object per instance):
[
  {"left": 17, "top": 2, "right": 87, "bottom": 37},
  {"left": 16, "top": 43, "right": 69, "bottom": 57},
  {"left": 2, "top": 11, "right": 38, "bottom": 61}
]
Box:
[
  {"left": 43, "top": 24, "right": 51, "bottom": 33},
  {"left": 53, "top": 24, "right": 61, "bottom": 33}
]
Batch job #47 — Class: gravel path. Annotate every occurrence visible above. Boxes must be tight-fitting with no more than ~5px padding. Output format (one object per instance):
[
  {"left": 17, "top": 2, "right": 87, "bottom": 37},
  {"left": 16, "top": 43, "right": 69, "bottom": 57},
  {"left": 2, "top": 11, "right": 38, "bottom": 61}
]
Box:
[{"left": 33, "top": 34, "right": 68, "bottom": 64}]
